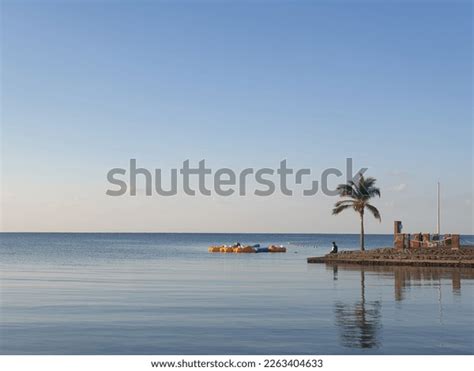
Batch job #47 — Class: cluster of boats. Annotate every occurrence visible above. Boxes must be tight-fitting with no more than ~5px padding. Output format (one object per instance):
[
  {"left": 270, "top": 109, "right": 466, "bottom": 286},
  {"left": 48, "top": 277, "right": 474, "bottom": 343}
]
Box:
[{"left": 208, "top": 243, "right": 287, "bottom": 253}]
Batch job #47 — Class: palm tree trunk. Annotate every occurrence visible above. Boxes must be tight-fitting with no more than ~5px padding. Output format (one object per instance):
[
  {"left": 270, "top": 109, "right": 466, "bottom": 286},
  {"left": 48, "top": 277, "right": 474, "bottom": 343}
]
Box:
[
  {"left": 360, "top": 269, "right": 365, "bottom": 303},
  {"left": 360, "top": 212, "right": 365, "bottom": 251}
]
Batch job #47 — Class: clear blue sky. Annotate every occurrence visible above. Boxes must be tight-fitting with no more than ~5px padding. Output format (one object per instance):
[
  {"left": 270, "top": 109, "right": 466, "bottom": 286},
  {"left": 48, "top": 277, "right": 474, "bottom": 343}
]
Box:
[{"left": 1, "top": 0, "right": 472, "bottom": 233}]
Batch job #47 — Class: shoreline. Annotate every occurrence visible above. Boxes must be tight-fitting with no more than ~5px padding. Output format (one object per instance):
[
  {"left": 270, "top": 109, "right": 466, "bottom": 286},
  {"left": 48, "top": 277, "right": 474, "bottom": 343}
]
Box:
[{"left": 307, "top": 246, "right": 474, "bottom": 268}]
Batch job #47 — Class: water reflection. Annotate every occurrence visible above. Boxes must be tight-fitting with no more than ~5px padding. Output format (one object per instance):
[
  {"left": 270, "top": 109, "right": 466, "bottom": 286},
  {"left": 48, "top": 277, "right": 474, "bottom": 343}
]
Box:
[
  {"left": 334, "top": 270, "right": 382, "bottom": 349},
  {"left": 329, "top": 264, "right": 474, "bottom": 350},
  {"left": 327, "top": 264, "right": 473, "bottom": 301}
]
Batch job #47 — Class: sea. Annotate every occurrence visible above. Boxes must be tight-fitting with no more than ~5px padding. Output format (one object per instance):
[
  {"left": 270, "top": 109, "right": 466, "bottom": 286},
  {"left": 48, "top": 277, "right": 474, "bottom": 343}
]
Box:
[{"left": 0, "top": 233, "right": 473, "bottom": 355}]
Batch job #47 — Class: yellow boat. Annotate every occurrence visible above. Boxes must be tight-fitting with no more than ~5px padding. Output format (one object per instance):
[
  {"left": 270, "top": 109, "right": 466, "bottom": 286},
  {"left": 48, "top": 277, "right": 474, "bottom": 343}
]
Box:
[
  {"left": 268, "top": 245, "right": 287, "bottom": 253},
  {"left": 208, "top": 244, "right": 272, "bottom": 254},
  {"left": 208, "top": 246, "right": 222, "bottom": 253},
  {"left": 234, "top": 246, "right": 256, "bottom": 253}
]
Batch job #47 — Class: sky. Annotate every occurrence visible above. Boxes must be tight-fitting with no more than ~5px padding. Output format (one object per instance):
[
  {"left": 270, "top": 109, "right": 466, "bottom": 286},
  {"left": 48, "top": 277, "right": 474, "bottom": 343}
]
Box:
[{"left": 1, "top": 0, "right": 472, "bottom": 234}]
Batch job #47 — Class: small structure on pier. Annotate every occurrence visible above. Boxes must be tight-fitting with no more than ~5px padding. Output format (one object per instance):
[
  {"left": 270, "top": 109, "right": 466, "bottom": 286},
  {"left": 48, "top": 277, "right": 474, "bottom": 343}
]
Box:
[{"left": 393, "top": 220, "right": 460, "bottom": 249}]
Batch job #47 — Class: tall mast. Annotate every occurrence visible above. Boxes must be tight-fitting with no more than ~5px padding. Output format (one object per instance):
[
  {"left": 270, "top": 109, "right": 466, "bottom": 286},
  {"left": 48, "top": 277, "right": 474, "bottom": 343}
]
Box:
[{"left": 437, "top": 182, "right": 440, "bottom": 235}]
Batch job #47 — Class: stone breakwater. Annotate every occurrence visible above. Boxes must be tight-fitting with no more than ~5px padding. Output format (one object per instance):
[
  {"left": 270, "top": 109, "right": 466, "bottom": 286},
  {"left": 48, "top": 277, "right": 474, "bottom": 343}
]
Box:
[{"left": 307, "top": 247, "right": 474, "bottom": 268}]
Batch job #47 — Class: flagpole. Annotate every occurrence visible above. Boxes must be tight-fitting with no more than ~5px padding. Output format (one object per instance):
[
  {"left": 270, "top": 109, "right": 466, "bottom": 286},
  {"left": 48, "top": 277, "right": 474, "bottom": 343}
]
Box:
[{"left": 437, "top": 182, "right": 440, "bottom": 236}]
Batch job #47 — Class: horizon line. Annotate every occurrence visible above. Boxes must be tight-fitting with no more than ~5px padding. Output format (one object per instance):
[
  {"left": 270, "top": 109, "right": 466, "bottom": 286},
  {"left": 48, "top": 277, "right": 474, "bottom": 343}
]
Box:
[{"left": 1, "top": 231, "right": 472, "bottom": 235}]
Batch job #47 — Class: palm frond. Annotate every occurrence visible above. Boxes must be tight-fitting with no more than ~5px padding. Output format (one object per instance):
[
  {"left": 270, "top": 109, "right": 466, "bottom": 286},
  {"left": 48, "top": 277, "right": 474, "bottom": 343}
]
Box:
[
  {"left": 336, "top": 184, "right": 354, "bottom": 196},
  {"left": 368, "top": 188, "right": 381, "bottom": 198},
  {"left": 336, "top": 183, "right": 362, "bottom": 199},
  {"left": 332, "top": 203, "right": 354, "bottom": 215},
  {"left": 361, "top": 176, "right": 377, "bottom": 189},
  {"left": 334, "top": 200, "right": 355, "bottom": 207},
  {"left": 365, "top": 204, "right": 381, "bottom": 222},
  {"left": 358, "top": 176, "right": 381, "bottom": 199}
]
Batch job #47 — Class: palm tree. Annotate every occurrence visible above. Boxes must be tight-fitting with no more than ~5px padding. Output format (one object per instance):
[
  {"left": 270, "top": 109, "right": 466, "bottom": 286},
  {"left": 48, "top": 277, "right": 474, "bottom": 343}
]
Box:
[{"left": 332, "top": 175, "right": 381, "bottom": 251}]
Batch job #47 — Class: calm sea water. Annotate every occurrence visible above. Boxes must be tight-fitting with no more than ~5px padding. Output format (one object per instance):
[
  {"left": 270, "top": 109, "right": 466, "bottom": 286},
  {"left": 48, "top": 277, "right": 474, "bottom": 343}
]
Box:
[{"left": 0, "top": 233, "right": 473, "bottom": 355}]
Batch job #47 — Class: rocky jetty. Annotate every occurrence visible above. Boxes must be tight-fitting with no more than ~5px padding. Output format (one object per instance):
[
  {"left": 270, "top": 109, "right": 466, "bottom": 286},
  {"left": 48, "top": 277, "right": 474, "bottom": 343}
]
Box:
[{"left": 307, "top": 246, "right": 474, "bottom": 268}]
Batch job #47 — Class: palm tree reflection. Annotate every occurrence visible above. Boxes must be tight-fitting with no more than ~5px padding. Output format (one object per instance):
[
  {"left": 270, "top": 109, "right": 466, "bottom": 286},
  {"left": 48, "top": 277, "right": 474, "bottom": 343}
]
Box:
[{"left": 334, "top": 270, "right": 382, "bottom": 349}]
